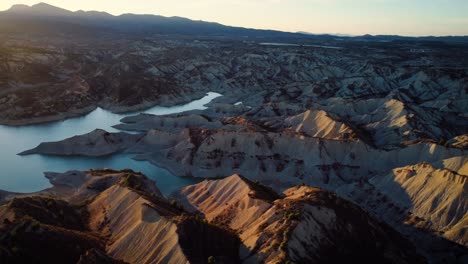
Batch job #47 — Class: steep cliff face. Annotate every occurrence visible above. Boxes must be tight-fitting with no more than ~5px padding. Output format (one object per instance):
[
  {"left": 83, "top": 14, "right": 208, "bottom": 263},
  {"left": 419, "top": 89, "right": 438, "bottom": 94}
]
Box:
[
  {"left": 172, "top": 175, "right": 424, "bottom": 264},
  {"left": 0, "top": 170, "right": 239, "bottom": 264}
]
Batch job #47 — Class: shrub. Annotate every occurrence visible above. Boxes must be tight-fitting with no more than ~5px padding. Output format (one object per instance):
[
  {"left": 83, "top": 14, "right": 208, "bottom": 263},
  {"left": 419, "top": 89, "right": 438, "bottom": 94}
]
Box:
[
  {"left": 195, "top": 214, "right": 208, "bottom": 224},
  {"left": 280, "top": 241, "right": 287, "bottom": 250},
  {"left": 170, "top": 200, "right": 183, "bottom": 210},
  {"left": 284, "top": 211, "right": 300, "bottom": 220}
]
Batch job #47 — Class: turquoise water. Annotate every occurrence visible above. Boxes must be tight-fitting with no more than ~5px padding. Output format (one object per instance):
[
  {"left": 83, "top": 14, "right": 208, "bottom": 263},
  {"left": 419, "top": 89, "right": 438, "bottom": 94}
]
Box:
[{"left": 0, "top": 92, "right": 221, "bottom": 196}]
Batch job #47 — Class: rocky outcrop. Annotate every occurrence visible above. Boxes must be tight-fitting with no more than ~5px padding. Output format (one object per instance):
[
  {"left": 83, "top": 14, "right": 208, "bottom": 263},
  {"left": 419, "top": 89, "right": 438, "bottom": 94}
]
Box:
[{"left": 172, "top": 175, "right": 424, "bottom": 263}]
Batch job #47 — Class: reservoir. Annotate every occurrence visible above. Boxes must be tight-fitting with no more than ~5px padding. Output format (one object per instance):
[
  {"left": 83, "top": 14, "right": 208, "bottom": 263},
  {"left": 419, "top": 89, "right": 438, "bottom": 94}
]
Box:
[{"left": 0, "top": 92, "right": 222, "bottom": 196}]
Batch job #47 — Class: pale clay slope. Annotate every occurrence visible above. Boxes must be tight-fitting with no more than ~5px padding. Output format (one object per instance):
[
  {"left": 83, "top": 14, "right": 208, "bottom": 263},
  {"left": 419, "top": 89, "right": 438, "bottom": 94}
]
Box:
[
  {"left": 173, "top": 175, "right": 280, "bottom": 262},
  {"left": 22, "top": 127, "right": 466, "bottom": 191},
  {"left": 89, "top": 185, "right": 189, "bottom": 264},
  {"left": 173, "top": 174, "right": 272, "bottom": 231},
  {"left": 370, "top": 161, "right": 467, "bottom": 245},
  {"left": 173, "top": 175, "right": 292, "bottom": 262},
  {"left": 20, "top": 123, "right": 467, "bottom": 249},
  {"left": 0, "top": 170, "right": 239, "bottom": 264},
  {"left": 322, "top": 97, "right": 418, "bottom": 147},
  {"left": 133, "top": 129, "right": 465, "bottom": 190},
  {"left": 284, "top": 109, "right": 354, "bottom": 140},
  {"left": 173, "top": 176, "right": 422, "bottom": 264}
]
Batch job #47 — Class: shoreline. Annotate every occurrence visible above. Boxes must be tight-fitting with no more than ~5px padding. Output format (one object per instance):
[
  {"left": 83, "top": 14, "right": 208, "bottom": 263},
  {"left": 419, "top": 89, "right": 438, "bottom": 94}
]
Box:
[
  {"left": 0, "top": 105, "right": 98, "bottom": 127},
  {"left": 0, "top": 90, "right": 214, "bottom": 127}
]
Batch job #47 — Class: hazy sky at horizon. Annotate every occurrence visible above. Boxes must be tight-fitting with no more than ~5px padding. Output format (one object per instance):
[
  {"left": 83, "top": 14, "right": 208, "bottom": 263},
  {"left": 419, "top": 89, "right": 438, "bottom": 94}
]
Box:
[{"left": 1, "top": 0, "right": 467, "bottom": 36}]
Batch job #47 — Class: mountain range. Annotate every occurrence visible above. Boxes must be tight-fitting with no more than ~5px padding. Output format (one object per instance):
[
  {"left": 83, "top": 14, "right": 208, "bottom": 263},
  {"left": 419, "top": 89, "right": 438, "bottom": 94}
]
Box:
[{"left": 1, "top": 2, "right": 467, "bottom": 42}]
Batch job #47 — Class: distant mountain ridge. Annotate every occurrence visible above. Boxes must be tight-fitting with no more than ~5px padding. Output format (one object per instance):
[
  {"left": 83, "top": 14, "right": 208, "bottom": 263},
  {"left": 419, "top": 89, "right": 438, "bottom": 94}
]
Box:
[
  {"left": 0, "top": 2, "right": 312, "bottom": 38},
  {"left": 8, "top": 2, "right": 75, "bottom": 16},
  {"left": 1, "top": 2, "right": 467, "bottom": 42}
]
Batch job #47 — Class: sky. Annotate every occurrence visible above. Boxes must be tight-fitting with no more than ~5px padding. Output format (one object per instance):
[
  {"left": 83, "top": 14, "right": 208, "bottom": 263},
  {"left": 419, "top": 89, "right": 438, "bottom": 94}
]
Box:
[{"left": 0, "top": 0, "right": 467, "bottom": 36}]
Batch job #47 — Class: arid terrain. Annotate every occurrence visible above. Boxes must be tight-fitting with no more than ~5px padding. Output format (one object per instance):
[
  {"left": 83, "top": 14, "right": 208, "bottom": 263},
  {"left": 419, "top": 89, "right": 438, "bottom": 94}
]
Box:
[
  {"left": 1, "top": 169, "right": 424, "bottom": 263},
  {"left": 0, "top": 3, "right": 467, "bottom": 264}
]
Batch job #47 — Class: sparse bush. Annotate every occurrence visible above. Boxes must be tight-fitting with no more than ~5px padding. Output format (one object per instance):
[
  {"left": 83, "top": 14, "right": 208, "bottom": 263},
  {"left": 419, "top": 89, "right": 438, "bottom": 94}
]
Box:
[
  {"left": 195, "top": 214, "right": 208, "bottom": 224},
  {"left": 280, "top": 241, "right": 287, "bottom": 250},
  {"left": 30, "top": 221, "right": 40, "bottom": 232},
  {"left": 438, "top": 138, "right": 447, "bottom": 146},
  {"left": 75, "top": 198, "right": 93, "bottom": 208},
  {"left": 207, "top": 255, "right": 215, "bottom": 264},
  {"left": 170, "top": 200, "right": 183, "bottom": 210},
  {"left": 120, "top": 174, "right": 143, "bottom": 190},
  {"left": 284, "top": 211, "right": 300, "bottom": 220}
]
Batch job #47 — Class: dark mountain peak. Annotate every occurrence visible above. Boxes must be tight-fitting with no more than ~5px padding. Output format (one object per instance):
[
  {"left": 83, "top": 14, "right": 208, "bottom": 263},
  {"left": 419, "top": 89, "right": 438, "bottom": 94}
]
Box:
[
  {"left": 7, "top": 2, "right": 73, "bottom": 16},
  {"left": 1, "top": 2, "right": 311, "bottom": 38}
]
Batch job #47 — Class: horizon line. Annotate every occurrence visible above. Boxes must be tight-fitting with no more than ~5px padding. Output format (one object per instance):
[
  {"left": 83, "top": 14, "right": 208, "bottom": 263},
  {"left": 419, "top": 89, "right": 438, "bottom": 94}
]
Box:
[{"left": 3, "top": 2, "right": 468, "bottom": 38}]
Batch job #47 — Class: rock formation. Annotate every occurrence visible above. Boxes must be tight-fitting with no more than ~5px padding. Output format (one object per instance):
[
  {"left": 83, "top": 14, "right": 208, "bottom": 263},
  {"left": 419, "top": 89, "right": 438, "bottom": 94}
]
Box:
[
  {"left": 0, "top": 170, "right": 239, "bottom": 264},
  {"left": 172, "top": 175, "right": 424, "bottom": 263},
  {"left": 0, "top": 171, "right": 426, "bottom": 264}
]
